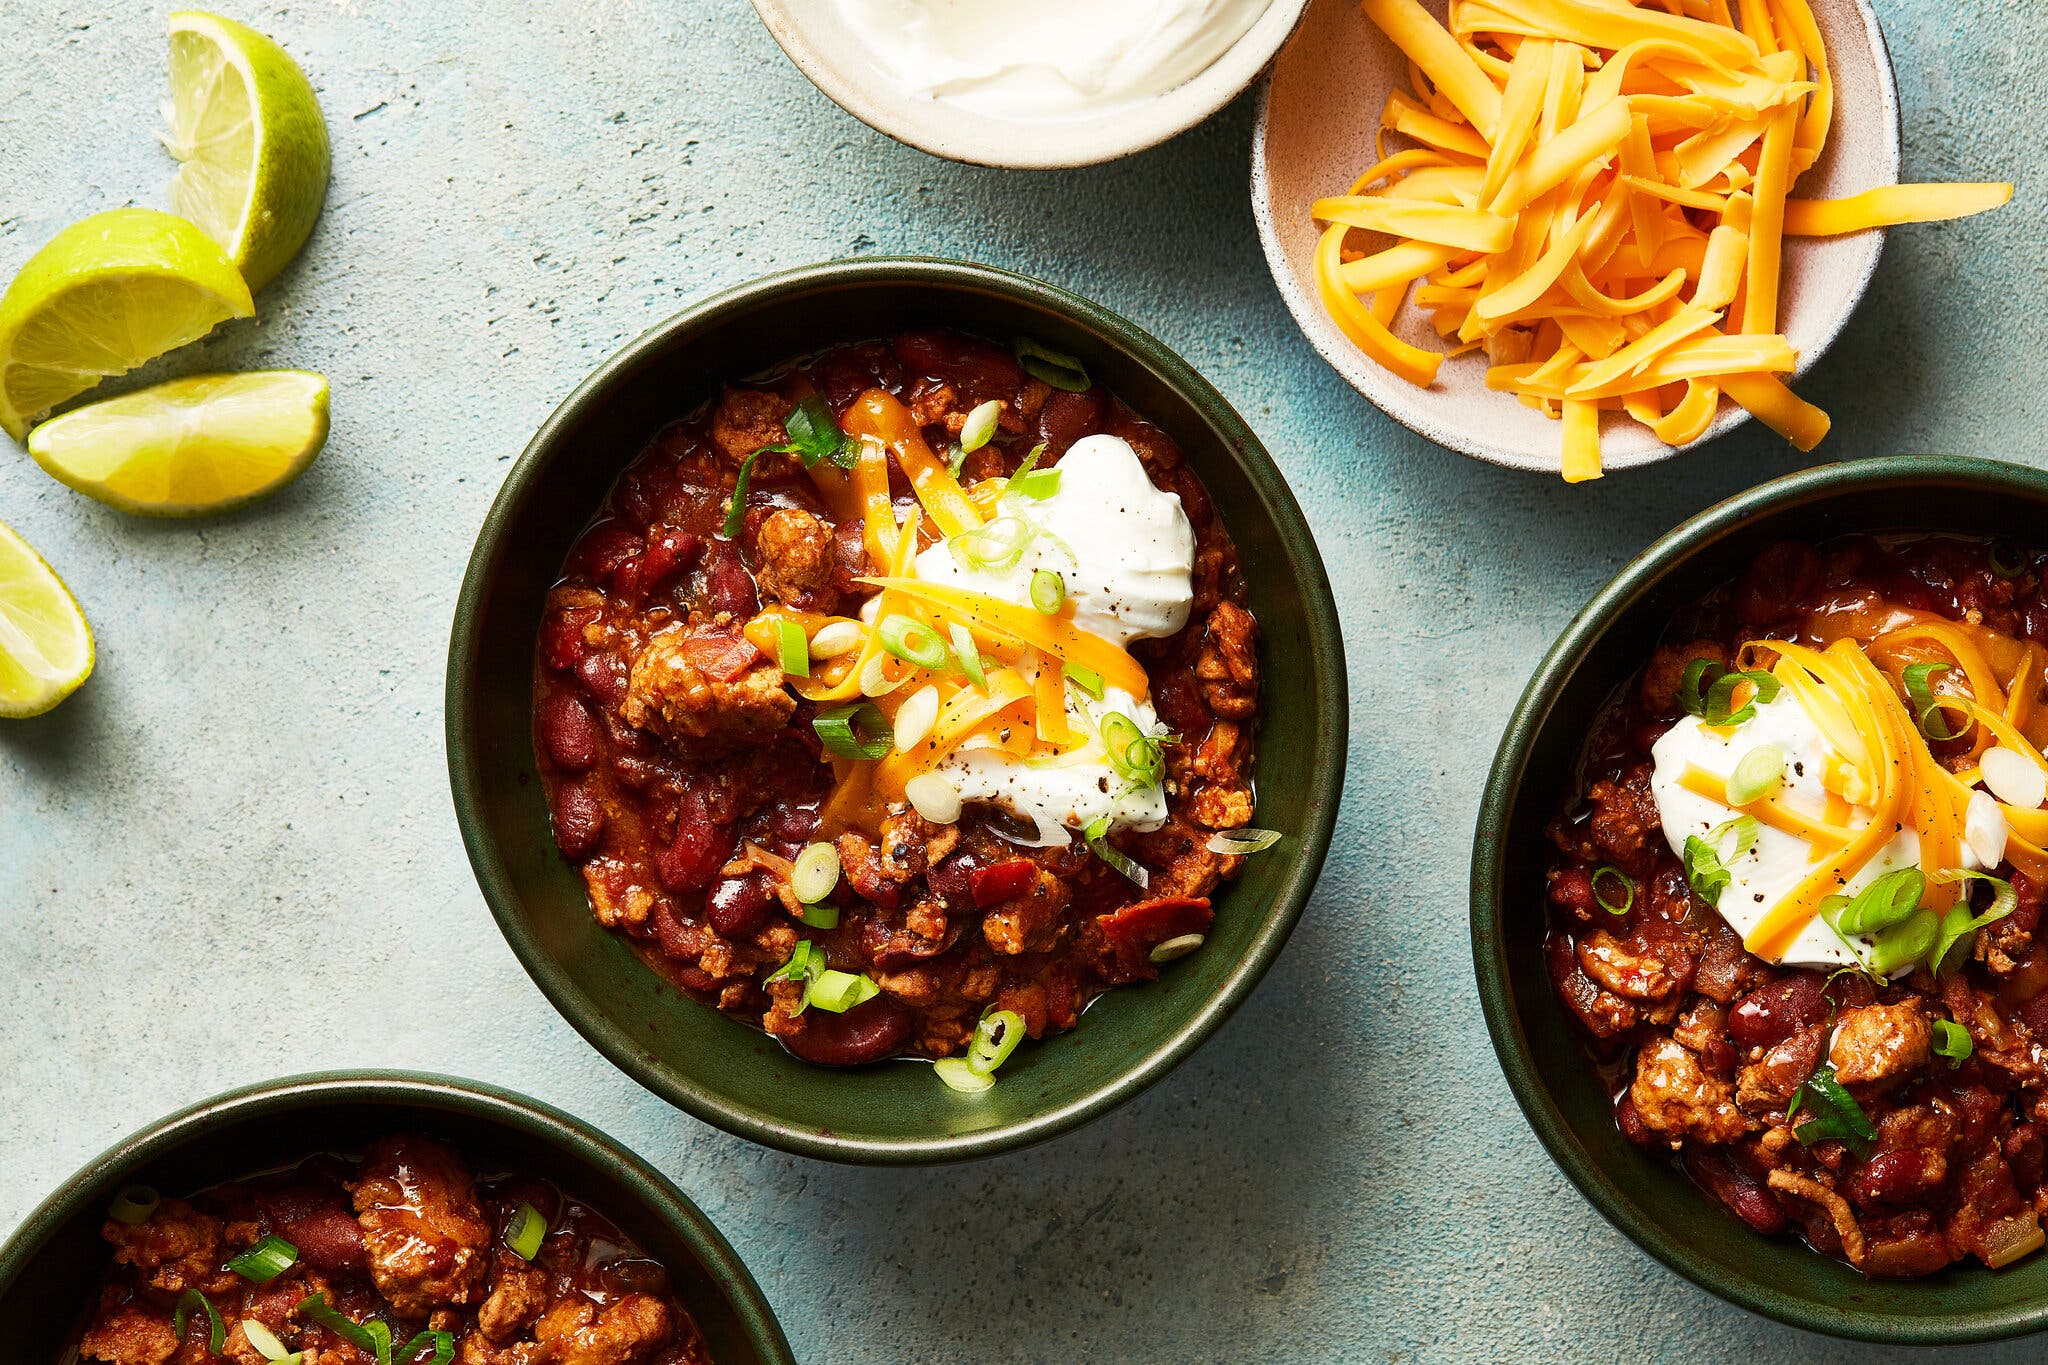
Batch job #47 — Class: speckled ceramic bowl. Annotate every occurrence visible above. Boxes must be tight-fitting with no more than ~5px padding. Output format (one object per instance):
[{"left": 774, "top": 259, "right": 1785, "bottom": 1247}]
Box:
[
  {"left": 447, "top": 258, "right": 1347, "bottom": 1164},
  {"left": 1473, "top": 456, "right": 2048, "bottom": 1341},
  {"left": 0, "top": 1072, "right": 793, "bottom": 1364},
  {"left": 1253, "top": 0, "right": 1901, "bottom": 474}
]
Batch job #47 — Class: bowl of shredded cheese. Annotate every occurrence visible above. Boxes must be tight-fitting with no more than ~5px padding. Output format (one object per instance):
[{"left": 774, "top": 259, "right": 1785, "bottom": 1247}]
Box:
[{"left": 1252, "top": 0, "right": 2014, "bottom": 480}]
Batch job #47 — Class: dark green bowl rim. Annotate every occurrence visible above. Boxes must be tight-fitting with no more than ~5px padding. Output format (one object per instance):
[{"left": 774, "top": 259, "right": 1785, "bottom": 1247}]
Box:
[
  {"left": 0, "top": 1070, "right": 794, "bottom": 1363},
  {"left": 446, "top": 257, "right": 1348, "bottom": 1164},
  {"left": 1471, "top": 454, "right": 2048, "bottom": 1343}
]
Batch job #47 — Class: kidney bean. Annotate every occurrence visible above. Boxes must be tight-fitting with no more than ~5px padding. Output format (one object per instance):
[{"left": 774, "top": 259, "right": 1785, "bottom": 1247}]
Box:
[
  {"left": 970, "top": 858, "right": 1038, "bottom": 909},
  {"left": 540, "top": 605, "right": 599, "bottom": 672},
  {"left": 281, "top": 1206, "right": 368, "bottom": 1273},
  {"left": 706, "top": 873, "right": 772, "bottom": 937},
  {"left": 1545, "top": 931, "right": 1635, "bottom": 1039},
  {"left": 1683, "top": 1144, "right": 1790, "bottom": 1235},
  {"left": 1736, "top": 541, "right": 1821, "bottom": 627},
  {"left": 1615, "top": 1092, "right": 1654, "bottom": 1147},
  {"left": 568, "top": 521, "right": 643, "bottom": 583},
  {"left": 925, "top": 850, "right": 984, "bottom": 913},
  {"left": 2021, "top": 993, "right": 2048, "bottom": 1040},
  {"left": 637, "top": 528, "right": 705, "bottom": 595},
  {"left": 1849, "top": 1149, "right": 1947, "bottom": 1206},
  {"left": 1034, "top": 388, "right": 1106, "bottom": 457},
  {"left": 704, "top": 544, "right": 759, "bottom": 618},
  {"left": 780, "top": 996, "right": 917, "bottom": 1066},
  {"left": 538, "top": 692, "right": 602, "bottom": 771},
  {"left": 651, "top": 900, "right": 708, "bottom": 962},
  {"left": 830, "top": 519, "right": 870, "bottom": 594},
  {"left": 893, "top": 328, "right": 1022, "bottom": 398},
  {"left": 1728, "top": 974, "right": 1828, "bottom": 1051},
  {"left": 576, "top": 651, "right": 629, "bottom": 709},
  {"left": 2006, "top": 1123, "right": 2046, "bottom": 1190},
  {"left": 655, "top": 787, "right": 733, "bottom": 893},
  {"left": 813, "top": 341, "right": 903, "bottom": 409},
  {"left": 767, "top": 801, "right": 820, "bottom": 846},
  {"left": 1547, "top": 867, "right": 1597, "bottom": 921},
  {"left": 549, "top": 781, "right": 605, "bottom": 858}
]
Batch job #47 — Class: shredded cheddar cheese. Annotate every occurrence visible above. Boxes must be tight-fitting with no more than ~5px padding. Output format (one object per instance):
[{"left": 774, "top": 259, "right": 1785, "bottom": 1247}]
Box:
[{"left": 1318, "top": 0, "right": 2013, "bottom": 479}]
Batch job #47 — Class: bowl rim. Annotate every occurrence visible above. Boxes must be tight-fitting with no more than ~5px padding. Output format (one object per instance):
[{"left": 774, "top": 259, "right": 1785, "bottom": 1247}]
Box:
[
  {"left": 1471, "top": 454, "right": 2048, "bottom": 1343},
  {"left": 0, "top": 1069, "right": 796, "bottom": 1364},
  {"left": 1249, "top": 0, "right": 1902, "bottom": 474},
  {"left": 748, "top": 0, "right": 1312, "bottom": 169},
  {"left": 446, "top": 255, "right": 1349, "bottom": 1164}
]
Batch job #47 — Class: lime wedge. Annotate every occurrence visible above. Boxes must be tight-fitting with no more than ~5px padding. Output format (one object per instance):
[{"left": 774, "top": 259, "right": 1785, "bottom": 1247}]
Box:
[
  {"left": 0, "top": 520, "right": 94, "bottom": 718},
  {"left": 0, "top": 208, "right": 255, "bottom": 441},
  {"left": 28, "top": 370, "right": 329, "bottom": 516},
  {"left": 164, "top": 11, "right": 330, "bottom": 292}
]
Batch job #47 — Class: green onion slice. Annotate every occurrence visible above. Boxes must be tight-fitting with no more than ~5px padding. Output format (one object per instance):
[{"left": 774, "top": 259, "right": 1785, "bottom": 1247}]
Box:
[
  {"left": 1930, "top": 869, "right": 2018, "bottom": 974},
  {"left": 108, "top": 1184, "right": 160, "bottom": 1225},
  {"left": 807, "top": 969, "right": 880, "bottom": 1014},
  {"left": 797, "top": 902, "right": 840, "bottom": 929},
  {"left": 226, "top": 1233, "right": 299, "bottom": 1283},
  {"left": 722, "top": 448, "right": 762, "bottom": 539},
  {"left": 1726, "top": 744, "right": 1786, "bottom": 805},
  {"left": 783, "top": 394, "right": 854, "bottom": 470},
  {"left": 1990, "top": 540, "right": 2029, "bottom": 580},
  {"left": 395, "top": 1331, "right": 454, "bottom": 1365},
  {"left": 1788, "top": 1063, "right": 1878, "bottom": 1156},
  {"left": 1866, "top": 907, "right": 1940, "bottom": 975},
  {"left": 946, "top": 442, "right": 968, "bottom": 478},
  {"left": 1014, "top": 338, "right": 1091, "bottom": 392},
  {"left": 1011, "top": 467, "right": 1061, "bottom": 500},
  {"left": 1933, "top": 1017, "right": 1975, "bottom": 1065},
  {"left": 296, "top": 1294, "right": 378, "bottom": 1356},
  {"left": 505, "top": 1203, "right": 546, "bottom": 1261},
  {"left": 1098, "top": 712, "right": 1165, "bottom": 787},
  {"left": 948, "top": 516, "right": 1035, "bottom": 573},
  {"left": 1678, "top": 658, "right": 1722, "bottom": 717},
  {"left": 775, "top": 619, "right": 809, "bottom": 678},
  {"left": 1590, "top": 866, "right": 1635, "bottom": 915},
  {"left": 1205, "top": 828, "right": 1281, "bottom": 855},
  {"left": 1903, "top": 661, "right": 1970, "bottom": 742},
  {"left": 1064, "top": 663, "right": 1105, "bottom": 700},
  {"left": 1149, "top": 933, "right": 1205, "bottom": 963},
  {"left": 791, "top": 841, "right": 841, "bottom": 906},
  {"left": 813, "top": 703, "right": 892, "bottom": 760},
  {"left": 878, "top": 614, "right": 950, "bottom": 670},
  {"left": 1084, "top": 815, "right": 1149, "bottom": 889},
  {"left": 242, "top": 1320, "right": 297, "bottom": 1363},
  {"left": 934, "top": 1057, "right": 994, "bottom": 1093},
  {"left": 960, "top": 399, "right": 1003, "bottom": 454},
  {"left": 767, "top": 940, "right": 819, "bottom": 986},
  {"left": 1701, "top": 669, "right": 1780, "bottom": 726},
  {"left": 1833, "top": 867, "right": 1925, "bottom": 936},
  {"left": 1029, "top": 568, "right": 1066, "bottom": 615},
  {"left": 949, "top": 624, "right": 986, "bottom": 687},
  {"left": 967, "top": 1009, "right": 1026, "bottom": 1077},
  {"left": 175, "top": 1290, "right": 226, "bottom": 1354},
  {"left": 1682, "top": 815, "right": 1757, "bottom": 905}
]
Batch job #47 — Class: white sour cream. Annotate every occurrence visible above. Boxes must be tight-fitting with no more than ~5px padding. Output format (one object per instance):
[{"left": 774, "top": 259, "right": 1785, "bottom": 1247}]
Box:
[
  {"left": 1650, "top": 690, "right": 2008, "bottom": 969},
  {"left": 831, "top": 0, "right": 1275, "bottom": 121},
  {"left": 916, "top": 434, "right": 1194, "bottom": 841}
]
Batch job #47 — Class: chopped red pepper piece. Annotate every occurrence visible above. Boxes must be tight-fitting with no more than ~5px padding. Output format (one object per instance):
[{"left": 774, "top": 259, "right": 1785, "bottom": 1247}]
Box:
[
  {"left": 970, "top": 858, "right": 1038, "bottom": 909},
  {"left": 1096, "top": 896, "right": 1213, "bottom": 950},
  {"left": 679, "top": 631, "right": 761, "bottom": 683}
]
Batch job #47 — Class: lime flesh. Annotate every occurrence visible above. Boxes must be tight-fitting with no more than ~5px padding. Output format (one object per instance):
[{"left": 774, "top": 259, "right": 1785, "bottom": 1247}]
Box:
[
  {"left": 0, "top": 520, "right": 94, "bottom": 718},
  {"left": 28, "top": 370, "right": 329, "bottom": 516}
]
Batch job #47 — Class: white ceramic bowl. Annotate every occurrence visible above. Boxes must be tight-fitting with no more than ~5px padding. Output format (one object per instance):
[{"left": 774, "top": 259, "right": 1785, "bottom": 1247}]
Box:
[
  {"left": 753, "top": 0, "right": 1310, "bottom": 168},
  {"left": 1252, "top": 0, "right": 1900, "bottom": 474}
]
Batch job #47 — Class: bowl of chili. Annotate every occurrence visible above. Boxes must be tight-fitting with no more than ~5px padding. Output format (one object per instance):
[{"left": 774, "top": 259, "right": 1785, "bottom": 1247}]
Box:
[
  {"left": 1474, "top": 455, "right": 2048, "bottom": 1341},
  {"left": 0, "top": 1071, "right": 793, "bottom": 1364},
  {"left": 447, "top": 258, "right": 1346, "bottom": 1163}
]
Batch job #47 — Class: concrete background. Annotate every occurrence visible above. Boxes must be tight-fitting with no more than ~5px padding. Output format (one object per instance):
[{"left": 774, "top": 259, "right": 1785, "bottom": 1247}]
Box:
[{"left": 1, "top": 1, "right": 2040, "bottom": 1360}]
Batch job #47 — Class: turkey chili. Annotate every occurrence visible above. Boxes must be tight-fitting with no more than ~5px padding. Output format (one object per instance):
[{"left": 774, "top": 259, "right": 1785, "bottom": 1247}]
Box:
[
  {"left": 1546, "top": 534, "right": 2048, "bottom": 1278},
  {"left": 531, "top": 329, "right": 1277, "bottom": 1087},
  {"left": 77, "top": 1133, "right": 709, "bottom": 1364}
]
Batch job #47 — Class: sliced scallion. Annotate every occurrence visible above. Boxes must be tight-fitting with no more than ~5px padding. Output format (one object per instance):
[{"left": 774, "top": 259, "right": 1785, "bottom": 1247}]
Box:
[
  {"left": 767, "top": 940, "right": 819, "bottom": 985},
  {"left": 905, "top": 772, "right": 963, "bottom": 824},
  {"left": 1903, "top": 661, "right": 1967, "bottom": 742},
  {"left": 1205, "top": 828, "right": 1281, "bottom": 855},
  {"left": 1029, "top": 569, "right": 1066, "bottom": 615},
  {"left": 175, "top": 1291, "right": 226, "bottom": 1354},
  {"left": 948, "top": 516, "right": 1034, "bottom": 573},
  {"left": 505, "top": 1203, "right": 546, "bottom": 1261},
  {"left": 1726, "top": 744, "right": 1786, "bottom": 805},
  {"left": 946, "top": 442, "right": 967, "bottom": 478},
  {"left": 813, "top": 703, "right": 892, "bottom": 760},
  {"left": 1149, "top": 933, "right": 1205, "bottom": 963},
  {"left": 1933, "top": 1017, "right": 1974, "bottom": 1065},
  {"left": 1014, "top": 337, "right": 1092, "bottom": 392},
  {"left": 107, "top": 1184, "right": 159, "bottom": 1225},
  {"left": 791, "top": 841, "right": 841, "bottom": 906},
  {"left": 797, "top": 902, "right": 840, "bottom": 929},
  {"left": 1099, "top": 712, "right": 1164, "bottom": 787},
  {"left": 1787, "top": 1063, "right": 1878, "bottom": 1156},
  {"left": 1990, "top": 540, "right": 2029, "bottom": 580},
  {"left": 949, "top": 624, "right": 986, "bottom": 687},
  {"left": 783, "top": 393, "right": 854, "bottom": 470},
  {"left": 807, "top": 969, "right": 880, "bottom": 1014},
  {"left": 1590, "top": 865, "right": 1635, "bottom": 915},
  {"left": 934, "top": 1057, "right": 994, "bottom": 1093},
  {"left": 878, "top": 614, "right": 950, "bottom": 670},
  {"left": 966, "top": 1009, "right": 1026, "bottom": 1077},
  {"left": 960, "top": 400, "right": 1003, "bottom": 454},
  {"left": 1064, "top": 663, "right": 1105, "bottom": 700},
  {"left": 295, "top": 1294, "right": 374, "bottom": 1354},
  {"left": 241, "top": 1320, "right": 296, "bottom": 1362},
  {"left": 226, "top": 1233, "right": 299, "bottom": 1283},
  {"left": 1084, "top": 815, "right": 1149, "bottom": 888},
  {"left": 1701, "top": 669, "right": 1780, "bottom": 727},
  {"left": 774, "top": 619, "right": 809, "bottom": 678},
  {"left": 1682, "top": 815, "right": 1757, "bottom": 906},
  {"left": 722, "top": 447, "right": 762, "bottom": 539},
  {"left": 1834, "top": 867, "right": 1924, "bottom": 936},
  {"left": 1866, "top": 907, "right": 1939, "bottom": 974},
  {"left": 1930, "top": 869, "right": 2018, "bottom": 974},
  {"left": 1011, "top": 467, "right": 1061, "bottom": 500},
  {"left": 396, "top": 1330, "right": 455, "bottom": 1365}
]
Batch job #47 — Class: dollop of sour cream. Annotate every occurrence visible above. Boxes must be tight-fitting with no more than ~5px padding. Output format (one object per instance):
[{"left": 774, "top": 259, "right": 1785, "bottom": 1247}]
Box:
[
  {"left": 832, "top": 0, "right": 1275, "bottom": 121},
  {"left": 915, "top": 434, "right": 1195, "bottom": 842},
  {"left": 1650, "top": 689, "right": 2009, "bottom": 969}
]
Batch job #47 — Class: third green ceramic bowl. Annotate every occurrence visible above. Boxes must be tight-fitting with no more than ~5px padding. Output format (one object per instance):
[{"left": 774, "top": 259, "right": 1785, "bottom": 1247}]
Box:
[
  {"left": 1473, "top": 455, "right": 2048, "bottom": 1342},
  {"left": 447, "top": 258, "right": 1347, "bottom": 1164}
]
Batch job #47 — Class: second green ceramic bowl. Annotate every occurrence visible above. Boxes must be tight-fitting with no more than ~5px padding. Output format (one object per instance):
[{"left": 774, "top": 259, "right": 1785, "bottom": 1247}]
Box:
[
  {"left": 447, "top": 258, "right": 1347, "bottom": 1163},
  {"left": 0, "top": 1072, "right": 792, "bottom": 1363},
  {"left": 1473, "top": 455, "right": 2048, "bottom": 1342}
]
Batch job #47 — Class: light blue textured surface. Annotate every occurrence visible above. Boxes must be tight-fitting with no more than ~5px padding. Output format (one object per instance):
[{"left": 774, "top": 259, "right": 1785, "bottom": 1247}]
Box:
[{"left": 1, "top": 2, "right": 2042, "bottom": 1360}]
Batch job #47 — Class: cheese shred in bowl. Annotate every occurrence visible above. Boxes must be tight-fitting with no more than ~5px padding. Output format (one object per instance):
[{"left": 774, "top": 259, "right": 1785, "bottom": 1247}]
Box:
[{"left": 1316, "top": 0, "right": 2013, "bottom": 481}]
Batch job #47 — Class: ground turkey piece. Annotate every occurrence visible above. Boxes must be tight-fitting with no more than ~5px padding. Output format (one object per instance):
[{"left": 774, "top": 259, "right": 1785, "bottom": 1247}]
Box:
[
  {"left": 1830, "top": 1002, "right": 1933, "bottom": 1088},
  {"left": 752, "top": 507, "right": 839, "bottom": 612},
  {"left": 708, "top": 388, "right": 791, "bottom": 466},
  {"left": 1630, "top": 1035, "right": 1749, "bottom": 1144},
  {"left": 532, "top": 1293, "right": 673, "bottom": 1365},
  {"left": 101, "top": 1197, "right": 235, "bottom": 1296},
  {"left": 350, "top": 1134, "right": 493, "bottom": 1315},
  {"left": 79, "top": 1296, "right": 179, "bottom": 1365},
  {"left": 620, "top": 627, "right": 795, "bottom": 757},
  {"left": 1194, "top": 601, "right": 1258, "bottom": 718},
  {"left": 477, "top": 1252, "right": 552, "bottom": 1342}
]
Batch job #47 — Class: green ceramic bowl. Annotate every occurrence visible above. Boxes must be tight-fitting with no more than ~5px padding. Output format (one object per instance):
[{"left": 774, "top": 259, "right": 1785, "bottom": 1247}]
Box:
[
  {"left": 1473, "top": 455, "right": 2048, "bottom": 1343},
  {"left": 447, "top": 258, "right": 1347, "bottom": 1164},
  {"left": 0, "top": 1071, "right": 793, "bottom": 1363}
]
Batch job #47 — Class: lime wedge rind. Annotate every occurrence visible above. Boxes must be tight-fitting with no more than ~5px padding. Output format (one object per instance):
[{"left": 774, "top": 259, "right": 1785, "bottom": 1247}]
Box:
[{"left": 0, "top": 520, "right": 94, "bottom": 718}]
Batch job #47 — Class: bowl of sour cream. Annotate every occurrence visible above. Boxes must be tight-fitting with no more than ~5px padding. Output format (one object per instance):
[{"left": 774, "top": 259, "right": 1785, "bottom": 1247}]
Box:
[{"left": 751, "top": 0, "right": 1310, "bottom": 167}]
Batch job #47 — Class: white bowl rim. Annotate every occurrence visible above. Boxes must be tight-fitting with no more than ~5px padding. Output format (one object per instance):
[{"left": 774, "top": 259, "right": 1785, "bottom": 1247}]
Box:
[
  {"left": 1249, "top": 0, "right": 1903, "bottom": 474},
  {"left": 752, "top": 0, "right": 1312, "bottom": 169}
]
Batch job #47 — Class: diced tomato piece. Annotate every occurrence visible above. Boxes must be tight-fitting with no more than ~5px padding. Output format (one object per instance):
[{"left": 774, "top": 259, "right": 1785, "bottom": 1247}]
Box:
[
  {"left": 970, "top": 858, "right": 1037, "bottom": 909},
  {"left": 1096, "top": 896, "right": 1213, "bottom": 949},
  {"left": 678, "top": 631, "right": 761, "bottom": 683}
]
